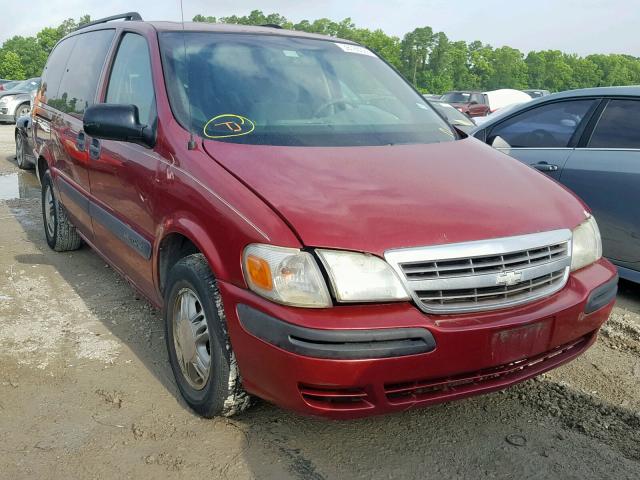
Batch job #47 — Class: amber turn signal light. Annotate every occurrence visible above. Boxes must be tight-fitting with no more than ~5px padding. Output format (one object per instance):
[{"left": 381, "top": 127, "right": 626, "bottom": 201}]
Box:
[{"left": 246, "top": 255, "right": 273, "bottom": 291}]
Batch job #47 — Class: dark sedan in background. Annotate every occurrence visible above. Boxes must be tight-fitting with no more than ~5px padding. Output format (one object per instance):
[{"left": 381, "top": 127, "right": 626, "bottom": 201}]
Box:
[
  {"left": 472, "top": 86, "right": 640, "bottom": 282},
  {"left": 15, "top": 115, "right": 35, "bottom": 170}
]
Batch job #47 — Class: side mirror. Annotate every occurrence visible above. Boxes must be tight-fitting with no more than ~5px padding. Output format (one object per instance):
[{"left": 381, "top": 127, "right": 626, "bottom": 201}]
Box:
[
  {"left": 83, "top": 104, "right": 155, "bottom": 148},
  {"left": 490, "top": 135, "right": 512, "bottom": 150}
]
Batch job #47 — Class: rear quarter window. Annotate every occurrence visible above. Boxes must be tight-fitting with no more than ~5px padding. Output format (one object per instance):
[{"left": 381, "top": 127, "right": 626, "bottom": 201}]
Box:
[
  {"left": 41, "top": 36, "right": 77, "bottom": 105},
  {"left": 51, "top": 29, "right": 115, "bottom": 117}
]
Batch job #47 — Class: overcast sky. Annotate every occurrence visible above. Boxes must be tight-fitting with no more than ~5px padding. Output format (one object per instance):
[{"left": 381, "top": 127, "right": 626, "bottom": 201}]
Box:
[{"left": 2, "top": 0, "right": 639, "bottom": 56}]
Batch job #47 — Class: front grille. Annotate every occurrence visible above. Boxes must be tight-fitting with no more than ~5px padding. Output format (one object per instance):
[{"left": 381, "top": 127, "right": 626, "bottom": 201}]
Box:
[
  {"left": 385, "top": 230, "right": 572, "bottom": 313},
  {"left": 402, "top": 243, "right": 568, "bottom": 280},
  {"left": 384, "top": 332, "right": 592, "bottom": 404},
  {"left": 417, "top": 269, "right": 566, "bottom": 309}
]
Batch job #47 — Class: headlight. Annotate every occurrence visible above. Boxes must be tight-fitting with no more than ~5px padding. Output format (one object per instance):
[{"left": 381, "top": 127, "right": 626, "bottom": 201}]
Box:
[
  {"left": 316, "top": 249, "right": 409, "bottom": 303},
  {"left": 0, "top": 96, "right": 10, "bottom": 105},
  {"left": 242, "top": 244, "right": 331, "bottom": 308},
  {"left": 571, "top": 215, "right": 602, "bottom": 271}
]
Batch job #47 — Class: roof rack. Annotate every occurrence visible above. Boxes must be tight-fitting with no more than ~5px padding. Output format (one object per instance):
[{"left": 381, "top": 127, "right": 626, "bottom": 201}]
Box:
[
  {"left": 260, "top": 24, "right": 283, "bottom": 29},
  {"left": 74, "top": 12, "right": 143, "bottom": 31}
]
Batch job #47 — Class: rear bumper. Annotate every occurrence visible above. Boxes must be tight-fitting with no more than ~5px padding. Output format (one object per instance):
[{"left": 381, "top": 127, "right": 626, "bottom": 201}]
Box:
[{"left": 220, "top": 258, "right": 617, "bottom": 419}]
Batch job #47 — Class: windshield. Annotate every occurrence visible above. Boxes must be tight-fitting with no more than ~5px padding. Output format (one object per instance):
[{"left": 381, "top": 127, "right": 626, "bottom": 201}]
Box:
[
  {"left": 441, "top": 92, "right": 473, "bottom": 104},
  {"left": 430, "top": 102, "right": 475, "bottom": 127},
  {"left": 159, "top": 32, "right": 455, "bottom": 146}
]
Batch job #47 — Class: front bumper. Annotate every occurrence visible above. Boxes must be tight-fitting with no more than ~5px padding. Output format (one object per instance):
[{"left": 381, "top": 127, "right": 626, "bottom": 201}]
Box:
[
  {"left": 0, "top": 112, "right": 15, "bottom": 122},
  {"left": 220, "top": 258, "right": 617, "bottom": 419}
]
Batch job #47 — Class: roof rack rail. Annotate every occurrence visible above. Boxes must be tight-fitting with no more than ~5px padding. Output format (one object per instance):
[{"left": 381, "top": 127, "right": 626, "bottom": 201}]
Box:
[
  {"left": 74, "top": 12, "right": 143, "bottom": 31},
  {"left": 260, "top": 24, "right": 283, "bottom": 29}
]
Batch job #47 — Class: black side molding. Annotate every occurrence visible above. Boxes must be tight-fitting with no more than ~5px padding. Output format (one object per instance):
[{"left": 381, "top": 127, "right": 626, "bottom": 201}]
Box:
[
  {"left": 90, "top": 202, "right": 152, "bottom": 260},
  {"left": 58, "top": 176, "right": 90, "bottom": 214},
  {"left": 237, "top": 304, "right": 436, "bottom": 360},
  {"left": 56, "top": 175, "right": 152, "bottom": 260},
  {"left": 585, "top": 276, "right": 618, "bottom": 314}
]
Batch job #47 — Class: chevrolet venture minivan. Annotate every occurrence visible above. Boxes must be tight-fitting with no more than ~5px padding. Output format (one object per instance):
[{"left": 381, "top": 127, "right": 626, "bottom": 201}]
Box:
[{"left": 32, "top": 13, "right": 618, "bottom": 419}]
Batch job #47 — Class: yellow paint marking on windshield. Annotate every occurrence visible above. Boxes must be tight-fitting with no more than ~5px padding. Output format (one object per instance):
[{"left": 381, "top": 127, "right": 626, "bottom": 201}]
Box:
[{"left": 203, "top": 114, "right": 255, "bottom": 139}]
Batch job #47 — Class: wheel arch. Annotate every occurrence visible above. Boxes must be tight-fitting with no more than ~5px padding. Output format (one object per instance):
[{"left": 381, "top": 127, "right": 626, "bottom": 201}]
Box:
[{"left": 155, "top": 216, "right": 233, "bottom": 298}]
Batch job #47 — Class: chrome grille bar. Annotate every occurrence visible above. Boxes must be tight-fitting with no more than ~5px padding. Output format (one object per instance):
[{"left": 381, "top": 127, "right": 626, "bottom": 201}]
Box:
[{"left": 385, "top": 230, "right": 572, "bottom": 314}]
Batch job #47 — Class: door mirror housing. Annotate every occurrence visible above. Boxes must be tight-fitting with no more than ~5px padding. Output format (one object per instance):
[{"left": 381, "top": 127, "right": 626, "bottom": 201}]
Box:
[
  {"left": 490, "top": 135, "right": 512, "bottom": 150},
  {"left": 83, "top": 104, "right": 155, "bottom": 148}
]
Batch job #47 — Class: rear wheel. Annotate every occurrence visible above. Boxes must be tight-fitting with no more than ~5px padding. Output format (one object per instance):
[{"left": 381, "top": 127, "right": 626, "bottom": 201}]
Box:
[
  {"left": 164, "top": 253, "right": 250, "bottom": 417},
  {"left": 41, "top": 170, "right": 82, "bottom": 252},
  {"left": 15, "top": 133, "right": 31, "bottom": 170},
  {"left": 14, "top": 103, "right": 30, "bottom": 122}
]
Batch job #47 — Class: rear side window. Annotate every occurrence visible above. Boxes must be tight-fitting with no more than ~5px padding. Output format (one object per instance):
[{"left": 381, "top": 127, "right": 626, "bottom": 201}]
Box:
[
  {"left": 41, "top": 36, "right": 77, "bottom": 104},
  {"left": 106, "top": 33, "right": 156, "bottom": 126},
  {"left": 588, "top": 99, "right": 640, "bottom": 149},
  {"left": 54, "top": 29, "right": 115, "bottom": 116},
  {"left": 488, "top": 99, "right": 596, "bottom": 148}
]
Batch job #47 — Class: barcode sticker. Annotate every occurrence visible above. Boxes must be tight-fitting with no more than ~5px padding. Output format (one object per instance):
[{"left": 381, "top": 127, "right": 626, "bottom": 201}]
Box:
[{"left": 334, "top": 43, "right": 377, "bottom": 57}]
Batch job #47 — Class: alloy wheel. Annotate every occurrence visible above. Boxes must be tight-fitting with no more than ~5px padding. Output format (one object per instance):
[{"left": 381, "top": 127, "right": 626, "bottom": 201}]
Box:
[
  {"left": 44, "top": 184, "right": 55, "bottom": 238},
  {"left": 172, "top": 288, "right": 211, "bottom": 390}
]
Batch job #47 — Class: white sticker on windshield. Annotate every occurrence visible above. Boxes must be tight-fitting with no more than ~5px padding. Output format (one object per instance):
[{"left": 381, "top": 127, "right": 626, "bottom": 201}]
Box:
[
  {"left": 416, "top": 103, "right": 429, "bottom": 110},
  {"left": 283, "top": 50, "right": 300, "bottom": 58},
  {"left": 334, "top": 43, "right": 377, "bottom": 57}
]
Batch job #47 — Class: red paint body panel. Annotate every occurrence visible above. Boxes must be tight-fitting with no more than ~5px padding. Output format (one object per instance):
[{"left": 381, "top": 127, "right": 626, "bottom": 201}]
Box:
[
  {"left": 221, "top": 259, "right": 615, "bottom": 419},
  {"left": 204, "top": 138, "right": 587, "bottom": 255}
]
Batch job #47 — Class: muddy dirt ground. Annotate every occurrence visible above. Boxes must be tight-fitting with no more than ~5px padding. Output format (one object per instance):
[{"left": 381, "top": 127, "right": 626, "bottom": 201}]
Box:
[{"left": 0, "top": 123, "right": 639, "bottom": 479}]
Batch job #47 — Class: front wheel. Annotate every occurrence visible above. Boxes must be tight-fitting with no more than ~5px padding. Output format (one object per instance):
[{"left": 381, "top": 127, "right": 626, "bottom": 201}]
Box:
[
  {"left": 41, "top": 170, "right": 82, "bottom": 252},
  {"left": 164, "top": 253, "right": 250, "bottom": 417}
]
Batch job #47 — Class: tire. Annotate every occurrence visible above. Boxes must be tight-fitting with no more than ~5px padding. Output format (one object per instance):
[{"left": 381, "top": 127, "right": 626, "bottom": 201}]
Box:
[
  {"left": 15, "top": 133, "right": 32, "bottom": 170},
  {"left": 41, "top": 170, "right": 82, "bottom": 252},
  {"left": 14, "top": 103, "right": 30, "bottom": 123},
  {"left": 164, "top": 253, "right": 250, "bottom": 418}
]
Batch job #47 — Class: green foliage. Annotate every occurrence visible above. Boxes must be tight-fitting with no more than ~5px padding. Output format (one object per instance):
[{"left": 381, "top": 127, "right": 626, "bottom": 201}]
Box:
[
  {"left": 2, "top": 11, "right": 639, "bottom": 93},
  {"left": 0, "top": 51, "right": 25, "bottom": 79},
  {"left": 0, "top": 16, "right": 90, "bottom": 80},
  {"left": 193, "top": 10, "right": 640, "bottom": 94}
]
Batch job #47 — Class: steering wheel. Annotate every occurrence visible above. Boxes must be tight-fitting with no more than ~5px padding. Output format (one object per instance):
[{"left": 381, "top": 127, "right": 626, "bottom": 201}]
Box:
[{"left": 312, "top": 99, "right": 358, "bottom": 118}]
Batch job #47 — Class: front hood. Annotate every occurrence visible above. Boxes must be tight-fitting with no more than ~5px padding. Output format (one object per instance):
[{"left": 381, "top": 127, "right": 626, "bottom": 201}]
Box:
[{"left": 204, "top": 138, "right": 585, "bottom": 255}]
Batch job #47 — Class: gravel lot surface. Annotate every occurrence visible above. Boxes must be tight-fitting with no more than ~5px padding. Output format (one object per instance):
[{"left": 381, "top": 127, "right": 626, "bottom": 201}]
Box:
[{"left": 0, "top": 123, "right": 638, "bottom": 479}]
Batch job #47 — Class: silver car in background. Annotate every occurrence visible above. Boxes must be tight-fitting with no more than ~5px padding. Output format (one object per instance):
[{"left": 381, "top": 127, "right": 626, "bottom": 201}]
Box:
[{"left": 0, "top": 78, "right": 41, "bottom": 123}]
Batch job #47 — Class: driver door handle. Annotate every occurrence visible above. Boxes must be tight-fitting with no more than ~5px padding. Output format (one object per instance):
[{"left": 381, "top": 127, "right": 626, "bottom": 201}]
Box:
[{"left": 532, "top": 162, "right": 558, "bottom": 172}]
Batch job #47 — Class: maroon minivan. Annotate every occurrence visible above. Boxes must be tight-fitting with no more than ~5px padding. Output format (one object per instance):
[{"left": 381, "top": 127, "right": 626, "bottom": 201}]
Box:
[{"left": 32, "top": 13, "right": 617, "bottom": 419}]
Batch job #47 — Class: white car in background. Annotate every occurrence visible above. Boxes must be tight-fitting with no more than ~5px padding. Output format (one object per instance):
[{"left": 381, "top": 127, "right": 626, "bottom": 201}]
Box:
[
  {"left": 474, "top": 90, "right": 533, "bottom": 126},
  {"left": 484, "top": 89, "right": 532, "bottom": 113}
]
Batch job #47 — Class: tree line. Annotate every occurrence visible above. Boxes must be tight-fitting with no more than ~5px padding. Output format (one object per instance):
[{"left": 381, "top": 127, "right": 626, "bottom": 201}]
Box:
[{"left": 1, "top": 11, "right": 638, "bottom": 94}]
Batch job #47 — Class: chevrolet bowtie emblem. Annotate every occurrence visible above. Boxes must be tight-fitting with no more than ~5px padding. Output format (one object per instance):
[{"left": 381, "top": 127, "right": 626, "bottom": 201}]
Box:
[{"left": 496, "top": 270, "right": 523, "bottom": 286}]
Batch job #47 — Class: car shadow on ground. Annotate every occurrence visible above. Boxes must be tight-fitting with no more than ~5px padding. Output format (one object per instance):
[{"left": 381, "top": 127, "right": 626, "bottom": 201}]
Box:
[{"left": 3, "top": 152, "right": 639, "bottom": 479}]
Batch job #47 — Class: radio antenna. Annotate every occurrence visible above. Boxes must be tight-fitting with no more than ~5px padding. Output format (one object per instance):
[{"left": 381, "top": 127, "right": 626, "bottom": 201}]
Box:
[{"left": 180, "top": 0, "right": 197, "bottom": 150}]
